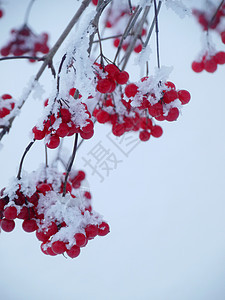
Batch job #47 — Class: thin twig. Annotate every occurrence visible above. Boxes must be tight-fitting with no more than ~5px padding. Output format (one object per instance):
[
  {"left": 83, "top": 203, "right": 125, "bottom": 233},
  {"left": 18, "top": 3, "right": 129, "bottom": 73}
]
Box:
[
  {"left": 114, "top": 6, "right": 142, "bottom": 63},
  {"left": 208, "top": 0, "right": 225, "bottom": 29},
  {"left": 153, "top": 0, "right": 160, "bottom": 68},
  {"left": 63, "top": 133, "right": 79, "bottom": 196},
  {"left": 45, "top": 145, "right": 48, "bottom": 168},
  {"left": 143, "top": 0, "right": 162, "bottom": 49},
  {"left": 121, "top": 6, "right": 151, "bottom": 70},
  {"left": 0, "top": 55, "right": 43, "bottom": 62},
  {"left": 24, "top": 0, "right": 36, "bottom": 25},
  {"left": 17, "top": 140, "right": 35, "bottom": 180}
]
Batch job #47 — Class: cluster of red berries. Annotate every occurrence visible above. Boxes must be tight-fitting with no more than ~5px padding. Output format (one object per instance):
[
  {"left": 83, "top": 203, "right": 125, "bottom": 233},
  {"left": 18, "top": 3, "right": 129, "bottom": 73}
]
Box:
[
  {"left": 192, "top": 51, "right": 225, "bottom": 73},
  {"left": 33, "top": 89, "right": 94, "bottom": 149},
  {"left": 0, "top": 94, "right": 15, "bottom": 119},
  {"left": 0, "top": 168, "right": 110, "bottom": 258},
  {"left": 95, "top": 63, "right": 129, "bottom": 94},
  {"left": 192, "top": 5, "right": 225, "bottom": 31},
  {"left": 0, "top": 25, "right": 49, "bottom": 61},
  {"left": 192, "top": 3, "right": 225, "bottom": 73},
  {"left": 125, "top": 79, "right": 190, "bottom": 121},
  {"left": 93, "top": 93, "right": 163, "bottom": 141}
]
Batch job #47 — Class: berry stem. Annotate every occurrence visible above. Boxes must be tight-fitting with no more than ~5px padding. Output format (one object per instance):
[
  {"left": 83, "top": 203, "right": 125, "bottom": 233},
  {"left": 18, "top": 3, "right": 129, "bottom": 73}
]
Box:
[
  {"left": 121, "top": 6, "right": 151, "bottom": 71},
  {"left": 17, "top": 140, "right": 35, "bottom": 180},
  {"left": 113, "top": 6, "right": 142, "bottom": 63},
  {"left": 63, "top": 133, "right": 79, "bottom": 196},
  {"left": 143, "top": 0, "right": 162, "bottom": 49},
  {"left": 153, "top": 0, "right": 161, "bottom": 69},
  {"left": 24, "top": 0, "right": 36, "bottom": 26},
  {"left": 57, "top": 53, "right": 67, "bottom": 93}
]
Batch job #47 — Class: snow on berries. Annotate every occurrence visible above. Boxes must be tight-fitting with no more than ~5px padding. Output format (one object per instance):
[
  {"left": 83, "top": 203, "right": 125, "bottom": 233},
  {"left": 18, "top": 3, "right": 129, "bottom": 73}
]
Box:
[
  {"left": 32, "top": 88, "right": 94, "bottom": 149},
  {"left": 93, "top": 65, "right": 190, "bottom": 142},
  {"left": 0, "top": 25, "right": 49, "bottom": 61},
  {"left": 0, "top": 167, "right": 110, "bottom": 258},
  {"left": 0, "top": 94, "right": 16, "bottom": 126}
]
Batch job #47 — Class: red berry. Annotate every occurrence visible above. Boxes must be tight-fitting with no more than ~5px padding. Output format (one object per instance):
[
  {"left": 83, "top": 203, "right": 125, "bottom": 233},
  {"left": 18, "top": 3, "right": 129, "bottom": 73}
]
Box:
[
  {"left": 178, "top": 90, "right": 191, "bottom": 105},
  {"left": 84, "top": 191, "right": 91, "bottom": 199},
  {"left": 125, "top": 83, "right": 138, "bottom": 98},
  {"left": 40, "top": 243, "right": 49, "bottom": 255},
  {"left": 96, "top": 78, "right": 113, "bottom": 93},
  {"left": 134, "top": 44, "right": 142, "bottom": 53},
  {"left": 59, "top": 108, "right": 71, "bottom": 123},
  {"left": 4, "top": 206, "right": 17, "bottom": 220},
  {"left": 32, "top": 126, "right": 45, "bottom": 140},
  {"left": 192, "top": 61, "right": 204, "bottom": 73},
  {"left": 52, "top": 241, "right": 67, "bottom": 254},
  {"left": 98, "top": 222, "right": 110, "bottom": 236},
  {"left": 80, "top": 130, "right": 94, "bottom": 139},
  {"left": 115, "top": 71, "right": 129, "bottom": 85},
  {"left": 37, "top": 183, "right": 52, "bottom": 194},
  {"left": 22, "top": 219, "right": 38, "bottom": 232},
  {"left": 163, "top": 90, "right": 178, "bottom": 104},
  {"left": 46, "top": 246, "right": 57, "bottom": 256},
  {"left": 1, "top": 219, "right": 15, "bottom": 232},
  {"left": 0, "top": 197, "right": 9, "bottom": 211},
  {"left": 74, "top": 233, "right": 87, "bottom": 247},
  {"left": 46, "top": 135, "right": 60, "bottom": 149},
  {"left": 105, "top": 64, "right": 120, "bottom": 78},
  {"left": 66, "top": 245, "right": 80, "bottom": 258},
  {"left": 2, "top": 94, "right": 12, "bottom": 100},
  {"left": 56, "top": 123, "right": 70, "bottom": 137},
  {"left": 204, "top": 57, "right": 217, "bottom": 73},
  {"left": 17, "top": 207, "right": 29, "bottom": 220},
  {"left": 165, "top": 107, "right": 179, "bottom": 122},
  {"left": 139, "top": 130, "right": 151, "bottom": 141},
  {"left": 85, "top": 224, "right": 98, "bottom": 239},
  {"left": 221, "top": 31, "right": 225, "bottom": 44},
  {"left": 82, "top": 120, "right": 94, "bottom": 133},
  {"left": 165, "top": 81, "right": 176, "bottom": 90},
  {"left": 113, "top": 38, "right": 120, "bottom": 48},
  {"left": 96, "top": 110, "right": 110, "bottom": 123},
  {"left": 151, "top": 125, "right": 163, "bottom": 138},
  {"left": 112, "top": 123, "right": 126, "bottom": 137},
  {"left": 214, "top": 51, "right": 225, "bottom": 65}
]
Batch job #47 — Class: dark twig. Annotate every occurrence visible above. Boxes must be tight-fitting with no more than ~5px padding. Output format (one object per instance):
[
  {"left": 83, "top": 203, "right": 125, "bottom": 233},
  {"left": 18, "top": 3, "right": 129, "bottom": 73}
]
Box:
[
  {"left": 0, "top": 55, "right": 43, "bottom": 62},
  {"left": 63, "top": 133, "right": 79, "bottom": 196},
  {"left": 114, "top": 6, "right": 142, "bottom": 63},
  {"left": 143, "top": 0, "right": 162, "bottom": 49},
  {"left": 153, "top": 0, "right": 161, "bottom": 68},
  {"left": 121, "top": 6, "right": 151, "bottom": 70},
  {"left": 208, "top": 0, "right": 225, "bottom": 29},
  {"left": 24, "top": 0, "right": 36, "bottom": 25},
  {"left": 17, "top": 140, "right": 35, "bottom": 180}
]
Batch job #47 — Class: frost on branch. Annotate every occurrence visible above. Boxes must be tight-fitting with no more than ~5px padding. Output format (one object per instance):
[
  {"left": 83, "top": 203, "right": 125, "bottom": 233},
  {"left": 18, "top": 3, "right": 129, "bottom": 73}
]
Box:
[{"left": 0, "top": 166, "right": 110, "bottom": 258}]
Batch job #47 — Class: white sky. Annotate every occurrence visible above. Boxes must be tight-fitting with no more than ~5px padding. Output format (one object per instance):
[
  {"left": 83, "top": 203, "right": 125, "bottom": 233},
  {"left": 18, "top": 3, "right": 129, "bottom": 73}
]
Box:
[{"left": 0, "top": 1, "right": 225, "bottom": 300}]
